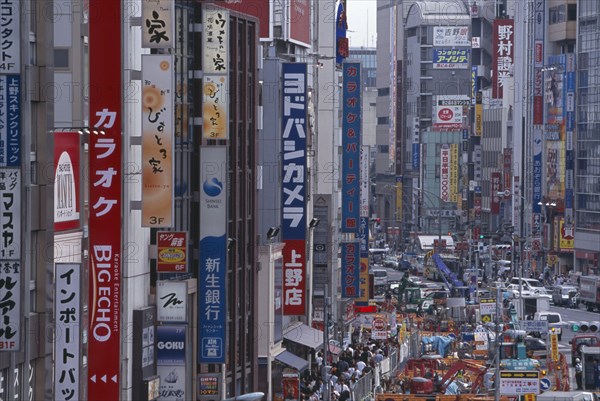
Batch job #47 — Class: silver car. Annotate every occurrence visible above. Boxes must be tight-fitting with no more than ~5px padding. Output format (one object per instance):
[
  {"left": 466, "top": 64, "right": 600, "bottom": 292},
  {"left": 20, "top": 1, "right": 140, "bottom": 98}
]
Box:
[{"left": 551, "top": 285, "right": 578, "bottom": 306}]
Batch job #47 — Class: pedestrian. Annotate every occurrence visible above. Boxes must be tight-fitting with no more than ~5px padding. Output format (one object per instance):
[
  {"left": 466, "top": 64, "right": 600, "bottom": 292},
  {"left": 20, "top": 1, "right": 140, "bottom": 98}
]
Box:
[{"left": 575, "top": 358, "right": 583, "bottom": 390}]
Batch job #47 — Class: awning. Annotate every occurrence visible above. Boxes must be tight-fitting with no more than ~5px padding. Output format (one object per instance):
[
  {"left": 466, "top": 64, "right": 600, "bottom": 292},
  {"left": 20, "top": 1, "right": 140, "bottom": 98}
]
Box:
[
  {"left": 284, "top": 323, "right": 323, "bottom": 350},
  {"left": 274, "top": 350, "right": 309, "bottom": 372}
]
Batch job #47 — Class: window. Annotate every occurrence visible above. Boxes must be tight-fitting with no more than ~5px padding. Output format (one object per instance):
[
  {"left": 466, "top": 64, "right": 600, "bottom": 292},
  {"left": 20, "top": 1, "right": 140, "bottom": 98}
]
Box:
[
  {"left": 568, "top": 4, "right": 577, "bottom": 21},
  {"left": 377, "top": 116, "right": 389, "bottom": 125},
  {"left": 54, "top": 49, "right": 69, "bottom": 69},
  {"left": 378, "top": 87, "right": 390, "bottom": 96},
  {"left": 407, "top": 27, "right": 417, "bottom": 37}
]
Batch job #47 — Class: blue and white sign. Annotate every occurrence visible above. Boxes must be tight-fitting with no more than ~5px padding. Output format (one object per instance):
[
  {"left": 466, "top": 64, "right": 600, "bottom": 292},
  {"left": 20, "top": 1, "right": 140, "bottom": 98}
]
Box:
[
  {"left": 412, "top": 143, "right": 420, "bottom": 171},
  {"left": 358, "top": 217, "right": 369, "bottom": 257},
  {"left": 157, "top": 325, "right": 186, "bottom": 365},
  {"left": 341, "top": 242, "right": 360, "bottom": 298},
  {"left": 540, "top": 378, "right": 551, "bottom": 391},
  {"left": 341, "top": 62, "right": 361, "bottom": 233},
  {"left": 198, "top": 146, "right": 227, "bottom": 363},
  {"left": 433, "top": 49, "right": 469, "bottom": 69},
  {"left": 0, "top": 75, "right": 20, "bottom": 167},
  {"left": 519, "top": 320, "right": 548, "bottom": 332}
]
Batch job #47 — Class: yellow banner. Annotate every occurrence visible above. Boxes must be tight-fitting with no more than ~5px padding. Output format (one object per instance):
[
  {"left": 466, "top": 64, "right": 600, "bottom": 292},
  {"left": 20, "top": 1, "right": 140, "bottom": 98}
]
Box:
[
  {"left": 550, "top": 333, "right": 559, "bottom": 362},
  {"left": 357, "top": 257, "right": 370, "bottom": 303},
  {"left": 558, "top": 218, "right": 574, "bottom": 251},
  {"left": 450, "top": 144, "right": 459, "bottom": 203},
  {"left": 396, "top": 182, "right": 402, "bottom": 222},
  {"left": 475, "top": 103, "right": 483, "bottom": 136}
]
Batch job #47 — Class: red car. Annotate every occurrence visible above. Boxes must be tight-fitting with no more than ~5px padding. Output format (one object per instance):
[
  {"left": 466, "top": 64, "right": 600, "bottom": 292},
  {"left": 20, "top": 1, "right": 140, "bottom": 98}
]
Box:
[{"left": 569, "top": 334, "right": 600, "bottom": 366}]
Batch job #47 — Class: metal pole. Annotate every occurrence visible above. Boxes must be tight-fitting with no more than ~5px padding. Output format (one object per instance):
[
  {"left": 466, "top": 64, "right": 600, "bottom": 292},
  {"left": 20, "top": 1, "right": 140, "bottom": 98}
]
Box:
[
  {"left": 322, "top": 287, "right": 330, "bottom": 401},
  {"left": 494, "top": 282, "right": 502, "bottom": 401}
]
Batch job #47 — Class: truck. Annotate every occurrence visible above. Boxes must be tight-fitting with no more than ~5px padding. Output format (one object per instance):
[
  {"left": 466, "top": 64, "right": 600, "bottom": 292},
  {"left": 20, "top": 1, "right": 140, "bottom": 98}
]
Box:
[
  {"left": 536, "top": 391, "right": 595, "bottom": 401},
  {"left": 512, "top": 295, "right": 550, "bottom": 320},
  {"left": 579, "top": 275, "right": 600, "bottom": 312}
]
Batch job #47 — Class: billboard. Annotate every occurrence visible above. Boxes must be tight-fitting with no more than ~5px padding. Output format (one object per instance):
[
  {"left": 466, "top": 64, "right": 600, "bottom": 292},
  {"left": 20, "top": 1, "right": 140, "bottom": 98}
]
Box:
[
  {"left": 199, "top": 146, "right": 227, "bottom": 362},
  {"left": 546, "top": 142, "right": 564, "bottom": 199},
  {"left": 433, "top": 26, "right": 470, "bottom": 46},
  {"left": 88, "top": 1, "right": 122, "bottom": 397},
  {"left": 433, "top": 49, "right": 469, "bottom": 69},
  {"left": 157, "top": 281, "right": 188, "bottom": 323},
  {"left": 0, "top": 0, "right": 19, "bottom": 74},
  {"left": 544, "top": 55, "right": 565, "bottom": 141},
  {"left": 157, "top": 325, "right": 187, "bottom": 401},
  {"left": 0, "top": 75, "right": 20, "bottom": 167},
  {"left": 532, "top": 127, "right": 543, "bottom": 233},
  {"left": 440, "top": 145, "right": 450, "bottom": 202},
  {"left": 217, "top": 0, "right": 272, "bottom": 40},
  {"left": 564, "top": 53, "right": 575, "bottom": 230},
  {"left": 450, "top": 144, "right": 459, "bottom": 203},
  {"left": 281, "top": 63, "right": 307, "bottom": 315},
  {"left": 492, "top": 19, "right": 514, "bottom": 99},
  {"left": 342, "top": 62, "right": 361, "bottom": 233},
  {"left": 157, "top": 231, "right": 188, "bottom": 273},
  {"left": 142, "top": 0, "right": 175, "bottom": 48},
  {"left": 142, "top": 55, "right": 174, "bottom": 227},
  {"left": 54, "top": 132, "right": 81, "bottom": 232},
  {"left": 558, "top": 218, "right": 574, "bottom": 252},
  {"left": 433, "top": 96, "right": 470, "bottom": 130},
  {"left": 54, "top": 263, "right": 81, "bottom": 401},
  {"left": 341, "top": 242, "right": 360, "bottom": 298},
  {"left": 288, "top": 0, "right": 310, "bottom": 47}
]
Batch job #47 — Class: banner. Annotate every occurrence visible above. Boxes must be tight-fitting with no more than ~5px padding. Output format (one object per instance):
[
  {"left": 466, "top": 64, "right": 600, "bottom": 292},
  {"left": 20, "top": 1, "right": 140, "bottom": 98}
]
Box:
[
  {"left": 433, "top": 48, "right": 469, "bottom": 69},
  {"left": 558, "top": 218, "right": 574, "bottom": 252},
  {"left": 142, "top": 0, "right": 175, "bottom": 48},
  {"left": 0, "top": 0, "right": 19, "bottom": 74},
  {"left": 218, "top": 0, "right": 272, "bottom": 39},
  {"left": 281, "top": 63, "right": 307, "bottom": 315},
  {"left": 0, "top": 261, "right": 19, "bottom": 351},
  {"left": 142, "top": 54, "right": 174, "bottom": 227},
  {"left": 341, "top": 242, "right": 360, "bottom": 298},
  {"left": 157, "top": 325, "right": 187, "bottom": 401},
  {"left": 440, "top": 145, "right": 450, "bottom": 202},
  {"left": 0, "top": 169, "right": 20, "bottom": 262},
  {"left": 491, "top": 172, "right": 502, "bottom": 214},
  {"left": 492, "top": 19, "right": 514, "bottom": 99},
  {"left": 342, "top": 62, "right": 361, "bottom": 232},
  {"left": 199, "top": 146, "right": 227, "bottom": 362},
  {"left": 433, "top": 26, "right": 470, "bottom": 46},
  {"left": 157, "top": 231, "right": 188, "bottom": 273},
  {"left": 450, "top": 144, "right": 459, "bottom": 202},
  {"left": 0, "top": 75, "right": 20, "bottom": 167},
  {"left": 88, "top": 2, "right": 122, "bottom": 397},
  {"left": 288, "top": 0, "right": 310, "bottom": 47},
  {"left": 433, "top": 96, "right": 470, "bottom": 130},
  {"left": 54, "top": 132, "right": 81, "bottom": 231},
  {"left": 360, "top": 146, "right": 369, "bottom": 217},
  {"left": 54, "top": 263, "right": 81, "bottom": 401}
]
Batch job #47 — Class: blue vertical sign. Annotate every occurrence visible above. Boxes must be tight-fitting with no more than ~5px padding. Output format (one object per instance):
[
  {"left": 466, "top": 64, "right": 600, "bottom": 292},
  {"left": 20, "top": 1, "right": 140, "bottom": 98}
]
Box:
[
  {"left": 0, "top": 75, "right": 20, "bottom": 167},
  {"left": 342, "top": 62, "right": 361, "bottom": 233},
  {"left": 412, "top": 143, "right": 420, "bottom": 171},
  {"left": 198, "top": 146, "right": 227, "bottom": 363},
  {"left": 341, "top": 242, "right": 360, "bottom": 298}
]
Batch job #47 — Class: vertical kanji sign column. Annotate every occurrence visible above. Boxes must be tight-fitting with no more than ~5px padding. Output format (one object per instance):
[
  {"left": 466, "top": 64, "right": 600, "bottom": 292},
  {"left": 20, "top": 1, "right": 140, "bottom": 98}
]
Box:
[{"left": 88, "top": 2, "right": 122, "bottom": 400}]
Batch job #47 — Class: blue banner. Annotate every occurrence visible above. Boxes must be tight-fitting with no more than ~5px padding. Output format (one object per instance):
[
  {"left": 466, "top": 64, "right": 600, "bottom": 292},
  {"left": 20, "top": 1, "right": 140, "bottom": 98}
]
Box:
[
  {"left": 342, "top": 62, "right": 361, "bottom": 233},
  {"left": 433, "top": 48, "right": 469, "bottom": 69},
  {"left": 0, "top": 75, "right": 20, "bottom": 167},
  {"left": 358, "top": 217, "right": 369, "bottom": 257},
  {"left": 157, "top": 325, "right": 187, "bottom": 365},
  {"left": 412, "top": 143, "right": 420, "bottom": 171},
  {"left": 341, "top": 242, "right": 360, "bottom": 298}
]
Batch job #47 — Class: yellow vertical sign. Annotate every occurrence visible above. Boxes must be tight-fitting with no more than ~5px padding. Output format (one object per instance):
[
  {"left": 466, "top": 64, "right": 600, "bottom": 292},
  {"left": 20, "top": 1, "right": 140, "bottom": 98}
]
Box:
[
  {"left": 357, "top": 257, "right": 370, "bottom": 303},
  {"left": 550, "top": 333, "right": 559, "bottom": 362},
  {"left": 450, "top": 144, "right": 459, "bottom": 203},
  {"left": 524, "top": 394, "right": 536, "bottom": 401},
  {"left": 395, "top": 182, "right": 402, "bottom": 223}
]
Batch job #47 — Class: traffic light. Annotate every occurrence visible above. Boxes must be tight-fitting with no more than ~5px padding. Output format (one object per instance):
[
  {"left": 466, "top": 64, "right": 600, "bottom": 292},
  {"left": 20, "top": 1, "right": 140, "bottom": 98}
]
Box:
[{"left": 570, "top": 321, "right": 599, "bottom": 333}]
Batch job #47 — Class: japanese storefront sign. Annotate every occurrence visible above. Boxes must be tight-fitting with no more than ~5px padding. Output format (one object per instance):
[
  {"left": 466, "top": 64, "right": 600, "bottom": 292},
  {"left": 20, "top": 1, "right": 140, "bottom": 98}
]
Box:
[
  {"left": 492, "top": 19, "right": 514, "bottom": 99},
  {"left": 433, "top": 49, "right": 469, "bottom": 69},
  {"left": 217, "top": 0, "right": 271, "bottom": 39},
  {"left": 0, "top": 261, "right": 19, "bottom": 351},
  {"left": 202, "top": 8, "right": 229, "bottom": 75},
  {"left": 142, "top": 55, "right": 174, "bottom": 227},
  {"left": 371, "top": 314, "right": 388, "bottom": 340},
  {"left": 202, "top": 75, "right": 228, "bottom": 140},
  {"left": 54, "top": 132, "right": 81, "bottom": 232},
  {"left": 544, "top": 55, "right": 565, "bottom": 141},
  {"left": 491, "top": 172, "right": 502, "bottom": 215},
  {"left": 0, "top": 75, "right": 20, "bottom": 167},
  {"left": 142, "top": 0, "right": 174, "bottom": 48},
  {"left": 157, "top": 325, "right": 187, "bottom": 401},
  {"left": 88, "top": 1, "right": 122, "bottom": 398},
  {"left": 0, "top": 169, "right": 20, "bottom": 261},
  {"left": 360, "top": 146, "right": 369, "bottom": 217},
  {"left": 198, "top": 146, "right": 227, "bottom": 362},
  {"left": 450, "top": 144, "right": 459, "bottom": 203},
  {"left": 341, "top": 62, "right": 361, "bottom": 233},
  {"left": 157, "top": 281, "right": 187, "bottom": 323},
  {"left": 54, "top": 263, "right": 81, "bottom": 401},
  {"left": 440, "top": 145, "right": 450, "bottom": 202},
  {"left": 479, "top": 298, "right": 496, "bottom": 323},
  {"left": 558, "top": 218, "right": 574, "bottom": 252},
  {"left": 433, "top": 26, "right": 470, "bottom": 46},
  {"left": 289, "top": 0, "right": 311, "bottom": 46},
  {"left": 281, "top": 63, "right": 307, "bottom": 316},
  {"left": 499, "top": 371, "right": 540, "bottom": 395},
  {"left": 197, "top": 373, "right": 221, "bottom": 400},
  {"left": 433, "top": 96, "right": 469, "bottom": 130},
  {"left": 341, "top": 242, "right": 360, "bottom": 298},
  {"left": 157, "top": 231, "right": 187, "bottom": 273},
  {"left": 503, "top": 148, "right": 512, "bottom": 199},
  {"left": 0, "top": 1, "right": 20, "bottom": 74}
]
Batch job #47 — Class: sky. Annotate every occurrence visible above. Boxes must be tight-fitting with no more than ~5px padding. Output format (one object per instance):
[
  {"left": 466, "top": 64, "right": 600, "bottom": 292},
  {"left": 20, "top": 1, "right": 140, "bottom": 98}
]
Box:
[{"left": 346, "top": 0, "right": 378, "bottom": 48}]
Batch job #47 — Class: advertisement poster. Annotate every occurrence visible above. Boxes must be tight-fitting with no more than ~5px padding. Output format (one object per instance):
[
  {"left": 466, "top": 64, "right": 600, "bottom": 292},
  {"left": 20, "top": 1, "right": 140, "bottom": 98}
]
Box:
[
  {"left": 157, "top": 231, "right": 188, "bottom": 273},
  {"left": 433, "top": 96, "right": 470, "bottom": 130},
  {"left": 54, "top": 132, "right": 81, "bottom": 231},
  {"left": 142, "top": 0, "right": 175, "bottom": 48},
  {"left": 433, "top": 48, "right": 469, "bottom": 69},
  {"left": 157, "top": 325, "right": 187, "bottom": 401},
  {"left": 440, "top": 145, "right": 450, "bottom": 202}
]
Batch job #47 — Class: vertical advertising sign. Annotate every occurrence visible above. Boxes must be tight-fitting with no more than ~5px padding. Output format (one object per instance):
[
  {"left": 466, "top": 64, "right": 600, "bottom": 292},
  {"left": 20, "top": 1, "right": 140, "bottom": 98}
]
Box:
[
  {"left": 544, "top": 55, "right": 565, "bottom": 141},
  {"left": 142, "top": 0, "right": 175, "bottom": 48},
  {"left": 142, "top": 54, "right": 174, "bottom": 227},
  {"left": 54, "top": 263, "right": 81, "bottom": 401},
  {"left": 88, "top": 2, "right": 122, "bottom": 397},
  {"left": 202, "top": 7, "right": 229, "bottom": 140},
  {"left": 475, "top": 92, "right": 483, "bottom": 136},
  {"left": 558, "top": 218, "right": 574, "bottom": 252},
  {"left": 0, "top": 75, "right": 20, "bottom": 167},
  {"left": 357, "top": 216, "right": 370, "bottom": 304},
  {"left": 341, "top": 242, "right": 360, "bottom": 298},
  {"left": 412, "top": 143, "right": 420, "bottom": 171},
  {"left": 157, "top": 325, "right": 187, "bottom": 401},
  {"left": 156, "top": 231, "right": 188, "bottom": 273},
  {"left": 440, "top": 145, "right": 450, "bottom": 202},
  {"left": 0, "top": 169, "right": 20, "bottom": 262},
  {"left": 491, "top": 172, "right": 502, "bottom": 215},
  {"left": 0, "top": 260, "right": 19, "bottom": 351},
  {"left": 199, "top": 146, "right": 227, "bottom": 362},
  {"left": 0, "top": 0, "right": 19, "bottom": 75},
  {"left": 335, "top": 1, "right": 348, "bottom": 64},
  {"left": 54, "top": 132, "right": 81, "bottom": 232},
  {"left": 218, "top": 0, "right": 272, "bottom": 40},
  {"left": 360, "top": 146, "right": 369, "bottom": 218},
  {"left": 157, "top": 281, "right": 188, "bottom": 323},
  {"left": 532, "top": 127, "right": 543, "bottom": 233},
  {"left": 503, "top": 148, "right": 512, "bottom": 200},
  {"left": 288, "top": 0, "right": 310, "bottom": 46},
  {"left": 342, "top": 62, "right": 361, "bottom": 233},
  {"left": 450, "top": 144, "right": 459, "bottom": 202},
  {"left": 564, "top": 53, "right": 575, "bottom": 230},
  {"left": 492, "top": 19, "right": 514, "bottom": 99},
  {"left": 281, "top": 63, "right": 307, "bottom": 316}
]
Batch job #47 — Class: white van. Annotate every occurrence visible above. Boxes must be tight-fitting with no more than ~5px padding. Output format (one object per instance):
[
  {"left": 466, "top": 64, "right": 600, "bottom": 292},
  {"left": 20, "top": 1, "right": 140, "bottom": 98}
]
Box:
[
  {"left": 510, "top": 278, "right": 549, "bottom": 295},
  {"left": 533, "top": 311, "right": 563, "bottom": 340},
  {"left": 372, "top": 269, "right": 388, "bottom": 287}
]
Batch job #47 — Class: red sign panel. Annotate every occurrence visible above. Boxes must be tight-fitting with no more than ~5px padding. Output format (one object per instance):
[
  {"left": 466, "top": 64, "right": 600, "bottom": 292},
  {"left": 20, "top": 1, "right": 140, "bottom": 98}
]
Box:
[
  {"left": 289, "top": 0, "right": 310, "bottom": 46},
  {"left": 354, "top": 305, "right": 377, "bottom": 314},
  {"left": 217, "top": 0, "right": 271, "bottom": 39},
  {"left": 492, "top": 19, "right": 514, "bottom": 99},
  {"left": 54, "top": 131, "right": 81, "bottom": 232},
  {"left": 282, "top": 240, "right": 306, "bottom": 315},
  {"left": 491, "top": 172, "right": 502, "bottom": 215},
  {"left": 88, "top": 1, "right": 122, "bottom": 399},
  {"left": 157, "top": 231, "right": 188, "bottom": 273},
  {"left": 503, "top": 148, "right": 512, "bottom": 199}
]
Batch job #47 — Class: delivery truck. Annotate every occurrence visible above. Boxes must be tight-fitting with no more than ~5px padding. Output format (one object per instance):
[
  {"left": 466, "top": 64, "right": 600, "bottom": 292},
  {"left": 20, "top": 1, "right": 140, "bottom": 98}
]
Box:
[
  {"left": 536, "top": 391, "right": 595, "bottom": 401},
  {"left": 579, "top": 275, "right": 600, "bottom": 312},
  {"left": 512, "top": 295, "right": 550, "bottom": 320}
]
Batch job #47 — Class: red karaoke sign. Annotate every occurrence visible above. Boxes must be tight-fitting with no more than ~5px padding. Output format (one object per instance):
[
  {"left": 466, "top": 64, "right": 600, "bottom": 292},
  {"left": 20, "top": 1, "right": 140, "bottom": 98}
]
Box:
[{"left": 88, "top": 1, "right": 122, "bottom": 399}]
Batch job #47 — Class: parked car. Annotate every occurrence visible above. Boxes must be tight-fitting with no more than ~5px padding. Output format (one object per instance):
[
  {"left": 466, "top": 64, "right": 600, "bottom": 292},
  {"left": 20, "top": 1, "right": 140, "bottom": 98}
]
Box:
[
  {"left": 372, "top": 268, "right": 388, "bottom": 287},
  {"left": 552, "top": 285, "right": 579, "bottom": 306}
]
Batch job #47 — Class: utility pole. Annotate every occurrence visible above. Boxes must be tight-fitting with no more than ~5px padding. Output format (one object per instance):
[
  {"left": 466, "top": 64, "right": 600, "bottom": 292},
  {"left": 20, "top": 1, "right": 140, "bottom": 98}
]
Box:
[
  {"left": 494, "top": 282, "right": 502, "bottom": 401},
  {"left": 322, "top": 286, "right": 330, "bottom": 401}
]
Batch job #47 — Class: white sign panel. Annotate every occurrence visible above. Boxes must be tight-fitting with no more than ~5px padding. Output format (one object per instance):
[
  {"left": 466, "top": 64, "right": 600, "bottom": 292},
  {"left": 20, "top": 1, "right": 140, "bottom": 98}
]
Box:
[
  {"left": 519, "top": 320, "right": 548, "bottom": 332},
  {"left": 440, "top": 145, "right": 450, "bottom": 202},
  {"left": 0, "top": 261, "right": 19, "bottom": 351},
  {"left": 433, "top": 96, "right": 470, "bottom": 130},
  {"left": 157, "top": 281, "right": 187, "bottom": 323},
  {"left": 433, "top": 26, "right": 470, "bottom": 47},
  {"left": 202, "top": 8, "right": 229, "bottom": 74},
  {"left": 0, "top": 1, "right": 20, "bottom": 74},
  {"left": 54, "top": 263, "right": 81, "bottom": 401},
  {"left": 142, "top": 0, "right": 175, "bottom": 48},
  {"left": 360, "top": 145, "right": 369, "bottom": 217},
  {"left": 499, "top": 371, "right": 540, "bottom": 395},
  {"left": 0, "top": 169, "right": 20, "bottom": 260}
]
